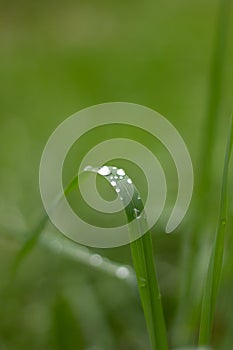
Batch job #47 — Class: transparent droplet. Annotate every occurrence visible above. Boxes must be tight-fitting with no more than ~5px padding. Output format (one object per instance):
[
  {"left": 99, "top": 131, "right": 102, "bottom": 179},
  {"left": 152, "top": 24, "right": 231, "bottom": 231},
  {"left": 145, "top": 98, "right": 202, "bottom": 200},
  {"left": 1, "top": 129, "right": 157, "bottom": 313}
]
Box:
[
  {"left": 221, "top": 219, "right": 226, "bottom": 225},
  {"left": 84, "top": 165, "right": 92, "bottom": 171},
  {"left": 139, "top": 277, "right": 147, "bottom": 288},
  {"left": 116, "top": 266, "right": 130, "bottom": 279},
  {"left": 114, "top": 176, "right": 118, "bottom": 179},
  {"left": 137, "top": 195, "right": 141, "bottom": 200},
  {"left": 110, "top": 180, "right": 117, "bottom": 187},
  {"left": 112, "top": 166, "right": 117, "bottom": 170},
  {"left": 98, "top": 166, "right": 111, "bottom": 176},
  {"left": 89, "top": 254, "right": 103, "bottom": 266},
  {"left": 117, "top": 168, "right": 125, "bottom": 176},
  {"left": 133, "top": 208, "right": 141, "bottom": 218},
  {"left": 119, "top": 176, "right": 124, "bottom": 180},
  {"left": 110, "top": 175, "right": 114, "bottom": 179},
  {"left": 127, "top": 178, "right": 132, "bottom": 184},
  {"left": 115, "top": 188, "right": 121, "bottom": 193}
]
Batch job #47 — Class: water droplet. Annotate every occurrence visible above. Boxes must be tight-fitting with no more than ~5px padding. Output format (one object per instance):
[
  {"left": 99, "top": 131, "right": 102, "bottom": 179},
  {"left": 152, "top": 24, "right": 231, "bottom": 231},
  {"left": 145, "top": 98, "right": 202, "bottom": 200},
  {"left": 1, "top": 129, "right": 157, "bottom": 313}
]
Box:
[
  {"left": 114, "top": 176, "right": 118, "bottom": 179},
  {"left": 84, "top": 165, "right": 92, "bottom": 171},
  {"left": 115, "top": 188, "right": 121, "bottom": 193},
  {"left": 133, "top": 208, "right": 141, "bottom": 218},
  {"left": 110, "top": 175, "right": 114, "bottom": 179},
  {"left": 110, "top": 180, "right": 117, "bottom": 187},
  {"left": 98, "top": 166, "right": 111, "bottom": 176},
  {"left": 117, "top": 168, "right": 125, "bottom": 176},
  {"left": 89, "top": 254, "right": 103, "bottom": 266},
  {"left": 139, "top": 277, "right": 147, "bottom": 288},
  {"left": 116, "top": 266, "right": 130, "bottom": 279},
  {"left": 119, "top": 176, "right": 124, "bottom": 179},
  {"left": 138, "top": 195, "right": 141, "bottom": 200},
  {"left": 119, "top": 196, "right": 123, "bottom": 200},
  {"left": 127, "top": 178, "right": 132, "bottom": 184},
  {"left": 112, "top": 166, "right": 117, "bottom": 169}
]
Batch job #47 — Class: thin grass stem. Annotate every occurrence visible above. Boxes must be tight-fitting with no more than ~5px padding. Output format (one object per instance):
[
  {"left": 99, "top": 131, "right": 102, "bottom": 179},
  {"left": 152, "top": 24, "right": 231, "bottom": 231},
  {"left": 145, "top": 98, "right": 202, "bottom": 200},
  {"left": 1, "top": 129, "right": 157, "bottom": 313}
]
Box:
[{"left": 198, "top": 115, "right": 233, "bottom": 344}]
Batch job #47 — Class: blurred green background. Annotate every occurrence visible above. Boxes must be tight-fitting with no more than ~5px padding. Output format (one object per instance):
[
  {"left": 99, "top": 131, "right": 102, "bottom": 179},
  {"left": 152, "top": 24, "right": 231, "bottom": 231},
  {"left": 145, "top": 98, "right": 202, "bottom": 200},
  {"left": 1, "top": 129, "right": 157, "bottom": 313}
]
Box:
[{"left": 0, "top": 0, "right": 232, "bottom": 349}]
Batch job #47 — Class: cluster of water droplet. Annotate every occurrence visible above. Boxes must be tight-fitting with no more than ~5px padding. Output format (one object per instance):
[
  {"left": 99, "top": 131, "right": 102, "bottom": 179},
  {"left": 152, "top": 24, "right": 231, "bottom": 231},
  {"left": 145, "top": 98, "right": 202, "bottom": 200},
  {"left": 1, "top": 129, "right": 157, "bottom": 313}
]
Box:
[
  {"left": 89, "top": 253, "right": 131, "bottom": 280},
  {"left": 97, "top": 166, "right": 133, "bottom": 199},
  {"left": 84, "top": 165, "right": 143, "bottom": 220},
  {"left": 97, "top": 166, "right": 143, "bottom": 220}
]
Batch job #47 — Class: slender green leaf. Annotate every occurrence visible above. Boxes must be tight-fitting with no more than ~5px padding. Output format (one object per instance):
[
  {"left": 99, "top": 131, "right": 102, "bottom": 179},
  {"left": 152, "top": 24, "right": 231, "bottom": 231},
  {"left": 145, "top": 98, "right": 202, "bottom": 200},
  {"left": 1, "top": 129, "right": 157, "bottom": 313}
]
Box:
[
  {"left": 52, "top": 294, "right": 86, "bottom": 350},
  {"left": 174, "top": 0, "right": 232, "bottom": 342},
  {"left": 199, "top": 115, "right": 233, "bottom": 345},
  {"left": 85, "top": 166, "right": 168, "bottom": 350},
  {"left": 11, "top": 174, "right": 79, "bottom": 274}
]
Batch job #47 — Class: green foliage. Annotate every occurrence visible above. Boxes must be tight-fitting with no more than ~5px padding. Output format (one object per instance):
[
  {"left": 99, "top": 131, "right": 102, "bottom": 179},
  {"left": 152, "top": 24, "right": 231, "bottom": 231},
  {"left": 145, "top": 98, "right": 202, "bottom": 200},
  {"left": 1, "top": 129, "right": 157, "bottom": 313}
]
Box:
[{"left": 0, "top": 0, "right": 232, "bottom": 349}]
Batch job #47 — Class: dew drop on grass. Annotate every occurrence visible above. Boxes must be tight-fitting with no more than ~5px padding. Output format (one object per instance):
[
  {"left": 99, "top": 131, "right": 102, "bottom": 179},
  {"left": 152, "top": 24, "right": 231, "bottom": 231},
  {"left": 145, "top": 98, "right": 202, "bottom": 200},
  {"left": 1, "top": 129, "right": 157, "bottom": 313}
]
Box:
[
  {"left": 110, "top": 180, "right": 117, "bottom": 187},
  {"left": 116, "top": 266, "right": 130, "bottom": 279},
  {"left": 119, "top": 176, "right": 124, "bottom": 179},
  {"left": 127, "top": 178, "right": 132, "bottom": 184},
  {"left": 139, "top": 277, "right": 147, "bottom": 288},
  {"left": 114, "top": 176, "right": 118, "bottom": 179},
  {"left": 133, "top": 208, "right": 141, "bottom": 218},
  {"left": 221, "top": 218, "right": 226, "bottom": 225},
  {"left": 89, "top": 254, "right": 103, "bottom": 266},
  {"left": 117, "top": 168, "right": 125, "bottom": 176},
  {"left": 115, "top": 188, "right": 121, "bottom": 193},
  {"left": 98, "top": 166, "right": 111, "bottom": 176},
  {"left": 84, "top": 165, "right": 92, "bottom": 171}
]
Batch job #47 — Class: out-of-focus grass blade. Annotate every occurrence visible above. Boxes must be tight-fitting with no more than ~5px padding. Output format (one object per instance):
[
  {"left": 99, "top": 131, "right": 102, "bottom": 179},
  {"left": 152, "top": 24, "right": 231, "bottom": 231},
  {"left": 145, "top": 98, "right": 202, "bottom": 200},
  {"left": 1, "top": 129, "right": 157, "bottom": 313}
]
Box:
[
  {"left": 198, "top": 0, "right": 231, "bottom": 197},
  {"left": 174, "top": 1, "right": 232, "bottom": 342},
  {"left": 11, "top": 175, "right": 79, "bottom": 274},
  {"left": 172, "top": 347, "right": 211, "bottom": 350},
  {"left": 10, "top": 172, "right": 135, "bottom": 285},
  {"left": 52, "top": 294, "right": 86, "bottom": 350},
  {"left": 199, "top": 114, "right": 233, "bottom": 345},
  {"left": 85, "top": 166, "right": 168, "bottom": 350}
]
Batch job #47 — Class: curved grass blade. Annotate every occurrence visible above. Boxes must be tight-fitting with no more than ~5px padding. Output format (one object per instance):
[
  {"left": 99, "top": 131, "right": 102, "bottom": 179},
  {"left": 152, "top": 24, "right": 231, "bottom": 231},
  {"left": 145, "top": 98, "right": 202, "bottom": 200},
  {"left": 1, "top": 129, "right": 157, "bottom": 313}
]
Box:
[
  {"left": 9, "top": 173, "right": 135, "bottom": 286},
  {"left": 198, "top": 114, "right": 233, "bottom": 345},
  {"left": 85, "top": 165, "right": 168, "bottom": 350},
  {"left": 11, "top": 174, "right": 79, "bottom": 274}
]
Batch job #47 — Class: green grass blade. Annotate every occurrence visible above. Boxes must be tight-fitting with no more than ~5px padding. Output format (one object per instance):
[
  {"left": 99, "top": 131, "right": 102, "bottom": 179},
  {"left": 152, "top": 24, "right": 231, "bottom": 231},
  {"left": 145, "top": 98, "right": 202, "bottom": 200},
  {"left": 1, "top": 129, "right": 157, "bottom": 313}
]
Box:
[
  {"left": 173, "top": 0, "right": 232, "bottom": 342},
  {"left": 198, "top": 114, "right": 233, "bottom": 345},
  {"left": 52, "top": 294, "right": 86, "bottom": 350},
  {"left": 11, "top": 175, "right": 79, "bottom": 273},
  {"left": 198, "top": 0, "right": 231, "bottom": 197},
  {"left": 7, "top": 172, "right": 135, "bottom": 286},
  {"left": 85, "top": 166, "right": 168, "bottom": 350}
]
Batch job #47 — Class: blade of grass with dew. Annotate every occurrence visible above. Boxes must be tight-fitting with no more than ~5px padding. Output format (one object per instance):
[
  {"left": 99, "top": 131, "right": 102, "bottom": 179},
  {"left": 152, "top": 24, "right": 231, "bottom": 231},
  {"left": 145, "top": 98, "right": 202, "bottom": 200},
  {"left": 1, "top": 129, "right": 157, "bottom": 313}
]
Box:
[
  {"left": 2, "top": 225, "right": 135, "bottom": 289},
  {"left": 85, "top": 166, "right": 168, "bottom": 350},
  {"left": 9, "top": 172, "right": 135, "bottom": 285},
  {"left": 40, "top": 229, "right": 136, "bottom": 286},
  {"left": 199, "top": 114, "right": 233, "bottom": 345}
]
